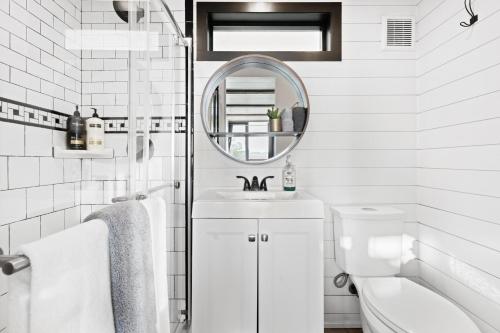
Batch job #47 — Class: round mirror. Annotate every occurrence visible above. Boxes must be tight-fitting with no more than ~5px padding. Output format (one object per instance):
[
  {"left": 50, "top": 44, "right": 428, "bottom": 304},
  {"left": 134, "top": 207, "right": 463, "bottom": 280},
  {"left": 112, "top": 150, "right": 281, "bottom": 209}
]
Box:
[{"left": 201, "top": 55, "right": 310, "bottom": 164}]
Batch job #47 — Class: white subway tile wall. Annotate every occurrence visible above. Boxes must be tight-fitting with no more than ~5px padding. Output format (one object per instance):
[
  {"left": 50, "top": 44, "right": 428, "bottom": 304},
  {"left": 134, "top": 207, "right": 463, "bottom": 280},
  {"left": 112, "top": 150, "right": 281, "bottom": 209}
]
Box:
[
  {"left": 40, "top": 210, "right": 65, "bottom": 237},
  {"left": 194, "top": 0, "right": 419, "bottom": 328},
  {"left": 0, "top": 122, "right": 25, "bottom": 156},
  {"left": 416, "top": 0, "right": 500, "bottom": 332},
  {"left": 0, "top": 0, "right": 84, "bottom": 331},
  {"left": 25, "top": 126, "right": 53, "bottom": 156},
  {"left": 40, "top": 157, "right": 64, "bottom": 185},
  {"left": 1, "top": 0, "right": 186, "bottom": 329},
  {"left": 8, "top": 156, "right": 40, "bottom": 188}
]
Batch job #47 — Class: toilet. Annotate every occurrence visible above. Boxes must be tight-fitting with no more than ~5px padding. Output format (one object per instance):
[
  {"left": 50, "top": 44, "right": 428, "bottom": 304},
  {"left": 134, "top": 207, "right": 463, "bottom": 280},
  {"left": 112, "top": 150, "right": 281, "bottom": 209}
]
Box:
[{"left": 331, "top": 206, "right": 481, "bottom": 333}]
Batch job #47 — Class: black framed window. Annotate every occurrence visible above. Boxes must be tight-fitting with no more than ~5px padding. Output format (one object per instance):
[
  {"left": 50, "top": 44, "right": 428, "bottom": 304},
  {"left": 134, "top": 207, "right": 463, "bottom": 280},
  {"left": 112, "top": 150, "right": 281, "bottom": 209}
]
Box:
[{"left": 197, "top": 2, "right": 342, "bottom": 61}]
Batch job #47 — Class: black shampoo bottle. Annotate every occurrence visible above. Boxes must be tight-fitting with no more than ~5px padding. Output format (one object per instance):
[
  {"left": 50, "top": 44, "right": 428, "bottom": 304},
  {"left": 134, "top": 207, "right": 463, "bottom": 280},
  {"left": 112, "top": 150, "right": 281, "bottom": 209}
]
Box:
[{"left": 66, "top": 106, "right": 86, "bottom": 150}]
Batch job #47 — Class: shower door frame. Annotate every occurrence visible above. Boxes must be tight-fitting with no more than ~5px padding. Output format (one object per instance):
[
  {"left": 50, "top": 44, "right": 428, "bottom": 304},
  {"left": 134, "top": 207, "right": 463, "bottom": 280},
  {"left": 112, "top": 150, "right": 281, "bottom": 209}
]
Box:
[{"left": 126, "top": 0, "right": 194, "bottom": 327}]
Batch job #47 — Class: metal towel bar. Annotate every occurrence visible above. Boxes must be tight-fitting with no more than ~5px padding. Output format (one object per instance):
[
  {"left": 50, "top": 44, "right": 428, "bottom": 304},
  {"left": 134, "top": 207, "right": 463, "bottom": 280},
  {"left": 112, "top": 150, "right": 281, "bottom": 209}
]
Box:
[
  {"left": 111, "top": 181, "right": 180, "bottom": 203},
  {"left": 0, "top": 248, "right": 30, "bottom": 275},
  {"left": 0, "top": 181, "right": 181, "bottom": 275}
]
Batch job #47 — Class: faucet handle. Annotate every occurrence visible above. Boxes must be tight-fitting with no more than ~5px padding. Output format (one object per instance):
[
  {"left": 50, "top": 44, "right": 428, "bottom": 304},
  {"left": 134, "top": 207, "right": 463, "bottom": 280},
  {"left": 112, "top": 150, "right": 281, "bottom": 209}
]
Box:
[
  {"left": 251, "top": 176, "right": 260, "bottom": 191},
  {"left": 259, "top": 176, "right": 274, "bottom": 191},
  {"left": 236, "top": 176, "right": 251, "bottom": 191}
]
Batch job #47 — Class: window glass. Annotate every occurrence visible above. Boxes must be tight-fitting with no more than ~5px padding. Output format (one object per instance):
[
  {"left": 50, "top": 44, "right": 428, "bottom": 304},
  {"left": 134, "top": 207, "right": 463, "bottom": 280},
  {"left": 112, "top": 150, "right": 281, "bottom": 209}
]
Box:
[{"left": 212, "top": 29, "right": 323, "bottom": 52}]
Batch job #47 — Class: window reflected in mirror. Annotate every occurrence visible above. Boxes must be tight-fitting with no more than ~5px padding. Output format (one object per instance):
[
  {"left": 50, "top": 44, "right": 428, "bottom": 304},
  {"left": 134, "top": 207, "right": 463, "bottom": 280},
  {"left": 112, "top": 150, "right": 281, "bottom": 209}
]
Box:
[{"left": 206, "top": 67, "right": 306, "bottom": 163}]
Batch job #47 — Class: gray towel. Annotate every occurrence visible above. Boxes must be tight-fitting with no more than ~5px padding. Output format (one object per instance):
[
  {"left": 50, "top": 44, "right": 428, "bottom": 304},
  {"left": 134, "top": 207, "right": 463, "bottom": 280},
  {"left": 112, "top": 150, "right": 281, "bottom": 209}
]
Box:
[{"left": 85, "top": 201, "right": 157, "bottom": 333}]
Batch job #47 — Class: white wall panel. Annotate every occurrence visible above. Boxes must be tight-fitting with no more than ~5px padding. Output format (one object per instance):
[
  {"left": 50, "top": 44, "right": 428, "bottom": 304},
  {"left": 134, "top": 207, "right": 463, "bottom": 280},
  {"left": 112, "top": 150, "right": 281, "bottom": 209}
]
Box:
[
  {"left": 417, "top": 168, "right": 500, "bottom": 197},
  {"left": 418, "top": 187, "right": 500, "bottom": 224},
  {"left": 417, "top": 206, "right": 500, "bottom": 253},
  {"left": 419, "top": 226, "right": 500, "bottom": 279},
  {"left": 194, "top": 2, "right": 418, "bottom": 326},
  {"left": 417, "top": 8, "right": 500, "bottom": 76},
  {"left": 416, "top": 1, "right": 500, "bottom": 331},
  {"left": 417, "top": 91, "right": 500, "bottom": 130}
]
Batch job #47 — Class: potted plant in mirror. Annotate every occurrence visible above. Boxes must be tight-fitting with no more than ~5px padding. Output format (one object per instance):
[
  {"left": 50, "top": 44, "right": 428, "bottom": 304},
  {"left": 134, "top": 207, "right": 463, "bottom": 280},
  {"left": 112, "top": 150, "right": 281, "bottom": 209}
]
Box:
[{"left": 267, "top": 106, "right": 282, "bottom": 132}]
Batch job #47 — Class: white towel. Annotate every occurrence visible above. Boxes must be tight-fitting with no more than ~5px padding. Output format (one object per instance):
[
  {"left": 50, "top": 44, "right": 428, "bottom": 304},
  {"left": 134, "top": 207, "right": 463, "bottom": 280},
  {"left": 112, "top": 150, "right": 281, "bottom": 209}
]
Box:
[
  {"left": 141, "top": 197, "right": 170, "bottom": 333},
  {"left": 8, "top": 220, "right": 115, "bottom": 333}
]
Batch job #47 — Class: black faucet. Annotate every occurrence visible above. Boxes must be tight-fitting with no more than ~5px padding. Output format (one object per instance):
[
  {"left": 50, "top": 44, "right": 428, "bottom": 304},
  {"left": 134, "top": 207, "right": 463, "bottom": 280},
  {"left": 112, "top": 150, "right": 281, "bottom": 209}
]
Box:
[
  {"left": 259, "top": 176, "right": 274, "bottom": 191},
  {"left": 236, "top": 176, "right": 251, "bottom": 191},
  {"left": 250, "top": 176, "right": 260, "bottom": 191},
  {"left": 236, "top": 176, "right": 274, "bottom": 191}
]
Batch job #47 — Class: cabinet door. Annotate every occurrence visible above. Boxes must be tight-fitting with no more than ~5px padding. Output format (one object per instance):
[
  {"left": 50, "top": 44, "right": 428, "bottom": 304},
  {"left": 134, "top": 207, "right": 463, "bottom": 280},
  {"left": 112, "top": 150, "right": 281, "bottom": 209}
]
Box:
[
  {"left": 259, "top": 219, "right": 324, "bottom": 333},
  {"left": 192, "top": 219, "right": 258, "bottom": 333}
]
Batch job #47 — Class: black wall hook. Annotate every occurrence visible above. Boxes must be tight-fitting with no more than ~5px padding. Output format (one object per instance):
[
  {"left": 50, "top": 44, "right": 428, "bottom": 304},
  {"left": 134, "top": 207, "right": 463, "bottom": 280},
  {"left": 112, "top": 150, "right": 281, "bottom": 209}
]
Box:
[{"left": 460, "top": 0, "right": 479, "bottom": 27}]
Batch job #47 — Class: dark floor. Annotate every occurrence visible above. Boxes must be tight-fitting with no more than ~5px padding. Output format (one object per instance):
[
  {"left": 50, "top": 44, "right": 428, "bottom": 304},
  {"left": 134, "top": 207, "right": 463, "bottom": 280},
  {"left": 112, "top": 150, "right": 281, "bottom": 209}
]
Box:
[{"left": 325, "top": 329, "right": 363, "bottom": 333}]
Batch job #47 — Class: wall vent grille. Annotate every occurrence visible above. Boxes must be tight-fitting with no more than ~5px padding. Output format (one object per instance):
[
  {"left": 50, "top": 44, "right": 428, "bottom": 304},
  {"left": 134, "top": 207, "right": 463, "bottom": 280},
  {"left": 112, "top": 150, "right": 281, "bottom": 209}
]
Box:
[{"left": 382, "top": 17, "right": 415, "bottom": 50}]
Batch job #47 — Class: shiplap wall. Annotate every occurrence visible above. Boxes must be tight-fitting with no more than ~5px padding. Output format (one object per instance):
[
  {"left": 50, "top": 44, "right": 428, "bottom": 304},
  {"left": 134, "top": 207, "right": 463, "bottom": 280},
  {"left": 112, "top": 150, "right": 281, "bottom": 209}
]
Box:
[
  {"left": 194, "top": 0, "right": 419, "bottom": 327},
  {"left": 415, "top": 0, "right": 500, "bottom": 332}
]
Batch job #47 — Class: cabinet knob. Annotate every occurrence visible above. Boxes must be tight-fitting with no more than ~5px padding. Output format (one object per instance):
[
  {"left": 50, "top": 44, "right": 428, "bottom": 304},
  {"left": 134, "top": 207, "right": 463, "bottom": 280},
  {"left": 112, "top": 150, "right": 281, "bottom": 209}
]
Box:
[
  {"left": 248, "top": 234, "right": 256, "bottom": 242},
  {"left": 261, "top": 234, "right": 269, "bottom": 242}
]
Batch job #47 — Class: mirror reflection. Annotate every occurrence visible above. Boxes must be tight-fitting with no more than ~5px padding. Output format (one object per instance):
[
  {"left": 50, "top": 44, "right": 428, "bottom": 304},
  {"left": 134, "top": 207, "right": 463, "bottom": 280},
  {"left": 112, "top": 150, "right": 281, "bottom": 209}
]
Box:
[{"left": 204, "top": 66, "right": 308, "bottom": 163}]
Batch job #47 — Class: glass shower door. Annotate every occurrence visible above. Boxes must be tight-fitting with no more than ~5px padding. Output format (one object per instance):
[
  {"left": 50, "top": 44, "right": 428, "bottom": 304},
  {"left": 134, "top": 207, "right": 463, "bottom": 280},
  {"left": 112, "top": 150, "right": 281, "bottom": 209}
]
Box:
[{"left": 127, "top": 1, "right": 189, "bottom": 331}]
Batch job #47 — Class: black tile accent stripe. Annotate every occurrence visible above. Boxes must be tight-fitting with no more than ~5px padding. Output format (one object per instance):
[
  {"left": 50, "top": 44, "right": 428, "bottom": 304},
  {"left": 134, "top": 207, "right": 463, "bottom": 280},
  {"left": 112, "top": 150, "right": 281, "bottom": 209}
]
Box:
[
  {"left": 0, "top": 98, "right": 187, "bottom": 134},
  {"left": 102, "top": 116, "right": 186, "bottom": 134},
  {"left": 0, "top": 97, "right": 69, "bottom": 131}
]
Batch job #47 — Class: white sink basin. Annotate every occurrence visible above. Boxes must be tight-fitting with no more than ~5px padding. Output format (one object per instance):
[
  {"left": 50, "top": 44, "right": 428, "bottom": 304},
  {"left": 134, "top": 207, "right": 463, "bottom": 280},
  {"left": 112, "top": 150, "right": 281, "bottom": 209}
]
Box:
[
  {"left": 193, "top": 190, "right": 324, "bottom": 219},
  {"left": 216, "top": 191, "right": 297, "bottom": 200}
]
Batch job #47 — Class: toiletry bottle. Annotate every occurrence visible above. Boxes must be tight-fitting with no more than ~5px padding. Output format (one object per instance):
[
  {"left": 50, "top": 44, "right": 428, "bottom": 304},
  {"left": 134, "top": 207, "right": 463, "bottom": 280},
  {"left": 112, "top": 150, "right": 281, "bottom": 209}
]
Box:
[
  {"left": 86, "top": 108, "right": 105, "bottom": 151},
  {"left": 66, "top": 106, "right": 86, "bottom": 150},
  {"left": 292, "top": 104, "right": 307, "bottom": 132},
  {"left": 282, "top": 154, "right": 296, "bottom": 191},
  {"left": 281, "top": 107, "right": 294, "bottom": 132}
]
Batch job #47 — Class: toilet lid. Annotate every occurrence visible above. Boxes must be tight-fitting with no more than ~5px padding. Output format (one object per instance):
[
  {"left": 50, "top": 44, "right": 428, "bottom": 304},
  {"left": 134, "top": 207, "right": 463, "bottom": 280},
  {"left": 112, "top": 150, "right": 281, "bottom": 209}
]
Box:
[{"left": 362, "top": 278, "right": 480, "bottom": 333}]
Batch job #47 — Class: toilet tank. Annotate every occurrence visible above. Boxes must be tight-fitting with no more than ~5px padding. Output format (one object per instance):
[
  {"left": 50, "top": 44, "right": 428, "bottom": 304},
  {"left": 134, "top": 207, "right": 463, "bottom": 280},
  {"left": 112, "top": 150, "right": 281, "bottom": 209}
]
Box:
[{"left": 331, "top": 206, "right": 404, "bottom": 277}]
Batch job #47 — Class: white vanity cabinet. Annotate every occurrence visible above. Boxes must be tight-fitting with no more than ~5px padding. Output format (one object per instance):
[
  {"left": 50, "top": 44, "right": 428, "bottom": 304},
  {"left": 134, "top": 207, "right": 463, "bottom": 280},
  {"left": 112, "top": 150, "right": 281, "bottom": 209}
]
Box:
[
  {"left": 258, "top": 219, "right": 323, "bottom": 333},
  {"left": 192, "top": 219, "right": 258, "bottom": 333},
  {"left": 192, "top": 191, "right": 324, "bottom": 333}
]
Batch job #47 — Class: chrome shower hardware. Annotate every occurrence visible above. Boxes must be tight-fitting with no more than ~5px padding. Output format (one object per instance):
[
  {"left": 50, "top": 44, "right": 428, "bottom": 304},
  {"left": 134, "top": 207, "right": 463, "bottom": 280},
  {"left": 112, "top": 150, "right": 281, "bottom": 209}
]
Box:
[
  {"left": 0, "top": 248, "right": 30, "bottom": 275},
  {"left": 112, "top": 1, "right": 144, "bottom": 23}
]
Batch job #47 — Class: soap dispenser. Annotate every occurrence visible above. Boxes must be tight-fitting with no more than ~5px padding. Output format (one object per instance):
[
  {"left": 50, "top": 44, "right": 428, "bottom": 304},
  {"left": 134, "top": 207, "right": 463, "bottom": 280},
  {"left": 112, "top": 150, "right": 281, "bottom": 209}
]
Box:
[
  {"left": 86, "top": 108, "right": 105, "bottom": 150},
  {"left": 66, "top": 105, "right": 86, "bottom": 150},
  {"left": 282, "top": 154, "right": 296, "bottom": 191}
]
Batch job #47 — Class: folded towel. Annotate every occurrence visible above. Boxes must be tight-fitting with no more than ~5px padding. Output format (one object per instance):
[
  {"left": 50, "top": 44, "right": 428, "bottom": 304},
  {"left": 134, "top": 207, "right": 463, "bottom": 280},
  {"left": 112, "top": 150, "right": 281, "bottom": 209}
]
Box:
[
  {"left": 141, "top": 198, "right": 170, "bottom": 333},
  {"left": 85, "top": 201, "right": 157, "bottom": 333},
  {"left": 8, "top": 220, "right": 115, "bottom": 333}
]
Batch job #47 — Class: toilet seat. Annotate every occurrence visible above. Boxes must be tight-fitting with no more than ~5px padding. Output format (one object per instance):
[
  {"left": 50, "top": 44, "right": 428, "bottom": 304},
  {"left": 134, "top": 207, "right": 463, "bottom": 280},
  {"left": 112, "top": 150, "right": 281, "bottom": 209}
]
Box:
[{"left": 357, "top": 277, "right": 481, "bottom": 333}]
